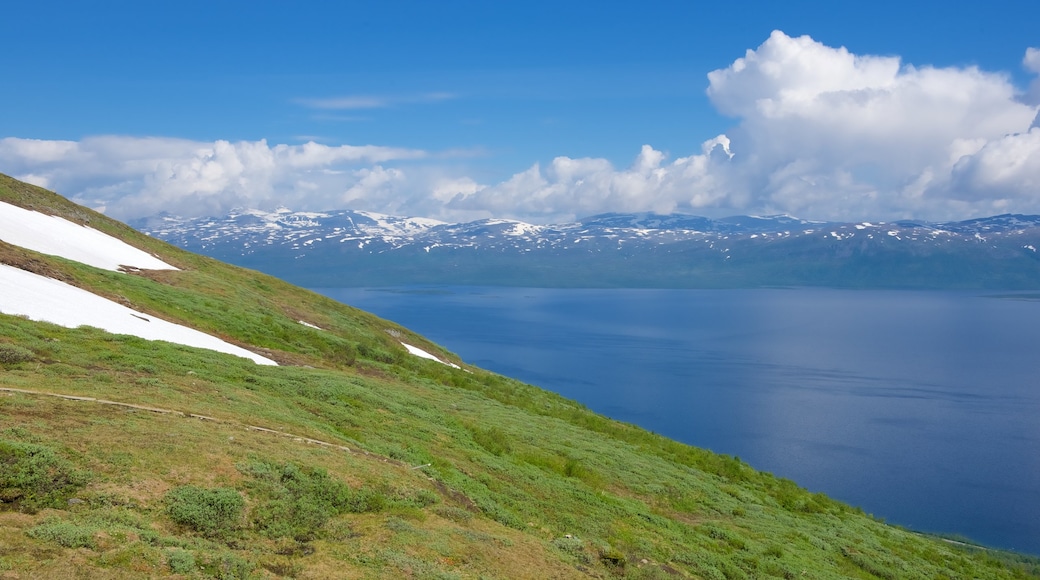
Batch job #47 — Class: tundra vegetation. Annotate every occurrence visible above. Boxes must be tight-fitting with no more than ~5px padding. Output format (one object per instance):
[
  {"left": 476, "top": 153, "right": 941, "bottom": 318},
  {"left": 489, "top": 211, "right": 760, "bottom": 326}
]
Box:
[{"left": 1, "top": 172, "right": 1039, "bottom": 578}]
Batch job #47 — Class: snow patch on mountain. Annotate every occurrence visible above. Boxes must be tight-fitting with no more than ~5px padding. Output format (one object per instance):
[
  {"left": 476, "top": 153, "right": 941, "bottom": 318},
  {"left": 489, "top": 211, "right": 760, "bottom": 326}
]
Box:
[
  {"left": 0, "top": 200, "right": 275, "bottom": 365},
  {"left": 400, "top": 342, "right": 460, "bottom": 368},
  {"left": 0, "top": 264, "right": 276, "bottom": 365},
  {"left": 0, "top": 200, "right": 176, "bottom": 272}
]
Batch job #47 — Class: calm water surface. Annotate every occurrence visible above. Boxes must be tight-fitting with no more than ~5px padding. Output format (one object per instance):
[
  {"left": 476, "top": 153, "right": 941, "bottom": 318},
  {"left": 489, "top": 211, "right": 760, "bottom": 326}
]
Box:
[{"left": 316, "top": 287, "right": 1040, "bottom": 554}]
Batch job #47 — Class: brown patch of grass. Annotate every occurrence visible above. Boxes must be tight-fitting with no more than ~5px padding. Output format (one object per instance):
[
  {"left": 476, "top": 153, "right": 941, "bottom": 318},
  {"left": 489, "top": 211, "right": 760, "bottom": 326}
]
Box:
[{"left": 0, "top": 242, "right": 76, "bottom": 283}]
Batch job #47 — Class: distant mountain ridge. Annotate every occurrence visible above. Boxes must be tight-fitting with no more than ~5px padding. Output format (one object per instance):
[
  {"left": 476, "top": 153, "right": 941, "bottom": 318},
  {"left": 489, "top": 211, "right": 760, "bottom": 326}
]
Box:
[
  {"left": 5, "top": 172, "right": 1040, "bottom": 575},
  {"left": 133, "top": 209, "right": 1040, "bottom": 289}
]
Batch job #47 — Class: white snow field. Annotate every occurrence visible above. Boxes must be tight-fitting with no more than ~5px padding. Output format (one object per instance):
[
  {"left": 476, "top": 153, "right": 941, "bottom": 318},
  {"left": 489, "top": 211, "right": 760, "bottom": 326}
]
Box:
[
  {"left": 0, "top": 200, "right": 177, "bottom": 272},
  {"left": 400, "top": 342, "right": 460, "bottom": 369},
  {"left": 0, "top": 200, "right": 275, "bottom": 365},
  {"left": 0, "top": 265, "right": 277, "bottom": 365}
]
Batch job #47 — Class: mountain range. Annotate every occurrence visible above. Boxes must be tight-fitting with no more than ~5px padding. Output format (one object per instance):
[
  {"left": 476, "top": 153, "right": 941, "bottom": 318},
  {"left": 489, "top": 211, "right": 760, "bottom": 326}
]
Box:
[
  {"left": 133, "top": 209, "right": 1040, "bottom": 288},
  {"left": 4, "top": 172, "right": 1040, "bottom": 576}
]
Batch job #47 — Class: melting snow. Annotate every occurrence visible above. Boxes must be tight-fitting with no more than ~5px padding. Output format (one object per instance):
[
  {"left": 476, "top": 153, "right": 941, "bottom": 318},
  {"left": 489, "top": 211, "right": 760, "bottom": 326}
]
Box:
[
  {"left": 0, "top": 200, "right": 277, "bottom": 365},
  {"left": 298, "top": 320, "right": 322, "bottom": 329},
  {"left": 400, "top": 342, "right": 460, "bottom": 369},
  {"left": 0, "top": 265, "right": 276, "bottom": 365},
  {"left": 0, "top": 201, "right": 177, "bottom": 272}
]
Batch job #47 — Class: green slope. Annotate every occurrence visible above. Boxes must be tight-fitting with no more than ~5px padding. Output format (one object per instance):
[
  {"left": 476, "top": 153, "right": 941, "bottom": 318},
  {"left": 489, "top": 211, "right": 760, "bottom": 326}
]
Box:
[{"left": 1, "top": 173, "right": 1038, "bottom": 579}]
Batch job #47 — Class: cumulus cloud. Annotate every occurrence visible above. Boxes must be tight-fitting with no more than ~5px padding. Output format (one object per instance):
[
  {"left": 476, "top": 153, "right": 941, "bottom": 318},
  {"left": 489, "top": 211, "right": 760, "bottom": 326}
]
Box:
[
  {"left": 1025, "top": 47, "right": 1040, "bottom": 108},
  {"left": 451, "top": 31, "right": 1040, "bottom": 222},
  {"left": 703, "top": 31, "right": 1040, "bottom": 219},
  {"left": 0, "top": 137, "right": 428, "bottom": 219},
  {"left": 2, "top": 32, "right": 1040, "bottom": 223},
  {"left": 448, "top": 142, "right": 734, "bottom": 222}
]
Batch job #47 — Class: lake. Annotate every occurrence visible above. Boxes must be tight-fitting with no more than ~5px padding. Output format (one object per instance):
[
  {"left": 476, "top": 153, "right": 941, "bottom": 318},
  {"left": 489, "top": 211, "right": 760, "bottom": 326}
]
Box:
[{"left": 315, "top": 286, "right": 1040, "bottom": 554}]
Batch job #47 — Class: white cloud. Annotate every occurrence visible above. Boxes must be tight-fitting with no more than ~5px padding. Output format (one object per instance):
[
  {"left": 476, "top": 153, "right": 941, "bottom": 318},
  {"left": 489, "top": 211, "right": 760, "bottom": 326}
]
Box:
[
  {"left": 1024, "top": 47, "right": 1040, "bottom": 107},
  {"left": 298, "top": 96, "right": 390, "bottom": 109},
  {"left": 1025, "top": 48, "right": 1040, "bottom": 75},
  {"left": 698, "top": 31, "right": 1040, "bottom": 219},
  {"left": 2, "top": 32, "right": 1040, "bottom": 223},
  {"left": 944, "top": 128, "right": 1040, "bottom": 202},
  {"left": 451, "top": 31, "right": 1040, "bottom": 222},
  {"left": 0, "top": 137, "right": 428, "bottom": 219},
  {"left": 447, "top": 142, "right": 733, "bottom": 222},
  {"left": 297, "top": 92, "right": 456, "bottom": 110}
]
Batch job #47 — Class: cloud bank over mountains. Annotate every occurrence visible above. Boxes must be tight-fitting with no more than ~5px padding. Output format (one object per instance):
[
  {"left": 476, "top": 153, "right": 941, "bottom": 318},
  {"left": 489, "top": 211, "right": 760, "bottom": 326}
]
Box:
[{"left": 2, "top": 31, "right": 1039, "bottom": 223}]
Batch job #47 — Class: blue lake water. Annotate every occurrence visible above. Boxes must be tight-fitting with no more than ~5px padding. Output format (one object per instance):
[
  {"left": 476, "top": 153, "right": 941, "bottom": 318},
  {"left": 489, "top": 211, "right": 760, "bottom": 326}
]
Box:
[{"left": 315, "top": 287, "right": 1040, "bottom": 554}]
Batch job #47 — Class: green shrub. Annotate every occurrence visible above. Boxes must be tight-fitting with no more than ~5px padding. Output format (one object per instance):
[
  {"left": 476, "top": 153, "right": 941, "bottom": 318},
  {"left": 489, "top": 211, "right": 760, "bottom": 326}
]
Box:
[
  {"left": 26, "top": 517, "right": 97, "bottom": 548},
  {"left": 563, "top": 457, "right": 597, "bottom": 482},
  {"left": 345, "top": 486, "right": 388, "bottom": 514},
  {"left": 471, "top": 426, "right": 511, "bottom": 456},
  {"left": 165, "top": 486, "right": 244, "bottom": 538},
  {"left": 600, "top": 545, "right": 627, "bottom": 569},
  {"left": 198, "top": 551, "right": 252, "bottom": 580},
  {"left": 0, "top": 343, "right": 34, "bottom": 365},
  {"left": 551, "top": 536, "right": 591, "bottom": 565},
  {"left": 166, "top": 549, "right": 196, "bottom": 574},
  {"left": 0, "top": 439, "right": 89, "bottom": 512},
  {"left": 239, "top": 461, "right": 355, "bottom": 541}
]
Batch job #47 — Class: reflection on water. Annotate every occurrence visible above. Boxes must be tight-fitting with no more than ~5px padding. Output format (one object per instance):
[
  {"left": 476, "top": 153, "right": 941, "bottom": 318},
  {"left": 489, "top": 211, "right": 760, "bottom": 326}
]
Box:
[{"left": 316, "top": 286, "right": 1040, "bottom": 554}]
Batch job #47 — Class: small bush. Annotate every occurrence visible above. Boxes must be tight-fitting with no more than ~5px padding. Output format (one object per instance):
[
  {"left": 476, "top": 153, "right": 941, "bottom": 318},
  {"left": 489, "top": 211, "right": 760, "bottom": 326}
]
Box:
[
  {"left": 0, "top": 439, "right": 89, "bottom": 512},
  {"left": 563, "top": 457, "right": 584, "bottom": 478},
  {"left": 600, "top": 545, "right": 627, "bottom": 569},
  {"left": 239, "top": 461, "right": 356, "bottom": 540},
  {"left": 471, "top": 426, "right": 511, "bottom": 456},
  {"left": 398, "top": 488, "right": 438, "bottom": 509},
  {"left": 166, "top": 549, "right": 195, "bottom": 574},
  {"left": 764, "top": 544, "right": 784, "bottom": 558},
  {"left": 345, "top": 486, "right": 387, "bottom": 514},
  {"left": 198, "top": 551, "right": 252, "bottom": 580},
  {"left": 165, "top": 486, "right": 244, "bottom": 538},
  {"left": 0, "top": 343, "right": 34, "bottom": 365},
  {"left": 26, "top": 517, "right": 97, "bottom": 549},
  {"left": 551, "top": 536, "right": 591, "bottom": 565}
]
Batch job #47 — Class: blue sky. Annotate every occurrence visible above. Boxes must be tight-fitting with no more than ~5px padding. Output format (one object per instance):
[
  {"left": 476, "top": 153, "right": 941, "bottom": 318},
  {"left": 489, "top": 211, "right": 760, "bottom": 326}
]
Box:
[{"left": 2, "top": 0, "right": 1039, "bottom": 223}]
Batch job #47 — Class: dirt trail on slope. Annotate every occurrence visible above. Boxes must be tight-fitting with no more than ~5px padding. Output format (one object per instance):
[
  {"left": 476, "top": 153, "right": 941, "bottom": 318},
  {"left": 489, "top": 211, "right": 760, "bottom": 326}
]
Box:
[{"left": 0, "top": 386, "right": 407, "bottom": 467}]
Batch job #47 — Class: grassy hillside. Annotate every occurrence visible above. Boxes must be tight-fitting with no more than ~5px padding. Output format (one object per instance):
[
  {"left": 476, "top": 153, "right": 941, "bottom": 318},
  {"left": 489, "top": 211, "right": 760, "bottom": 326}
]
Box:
[{"left": 2, "top": 172, "right": 1038, "bottom": 579}]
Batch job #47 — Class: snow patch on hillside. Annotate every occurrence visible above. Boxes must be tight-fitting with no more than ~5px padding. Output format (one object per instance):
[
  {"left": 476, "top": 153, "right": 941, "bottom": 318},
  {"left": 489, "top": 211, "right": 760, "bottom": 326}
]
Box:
[
  {"left": 0, "top": 265, "right": 276, "bottom": 365},
  {"left": 400, "top": 342, "right": 460, "bottom": 369},
  {"left": 0, "top": 200, "right": 177, "bottom": 272}
]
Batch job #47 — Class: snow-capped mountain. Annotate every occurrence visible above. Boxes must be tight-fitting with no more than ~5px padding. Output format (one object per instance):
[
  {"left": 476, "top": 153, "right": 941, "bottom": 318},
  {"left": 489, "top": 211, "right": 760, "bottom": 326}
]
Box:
[{"left": 132, "top": 209, "right": 1040, "bottom": 289}]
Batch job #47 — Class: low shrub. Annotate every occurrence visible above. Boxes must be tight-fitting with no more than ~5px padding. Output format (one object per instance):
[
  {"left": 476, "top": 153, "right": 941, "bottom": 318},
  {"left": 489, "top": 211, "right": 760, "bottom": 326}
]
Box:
[
  {"left": 0, "top": 343, "right": 34, "bottom": 365},
  {"left": 166, "top": 549, "right": 195, "bottom": 574},
  {"left": 26, "top": 517, "right": 97, "bottom": 549},
  {"left": 600, "top": 545, "right": 627, "bottom": 569},
  {"left": 197, "top": 551, "right": 252, "bottom": 580},
  {"left": 239, "top": 460, "right": 355, "bottom": 541},
  {"left": 165, "top": 486, "right": 244, "bottom": 538},
  {"left": 471, "top": 426, "right": 511, "bottom": 456},
  {"left": 551, "top": 536, "right": 591, "bottom": 565},
  {"left": 345, "top": 486, "right": 388, "bottom": 514},
  {"left": 0, "top": 439, "right": 89, "bottom": 512}
]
